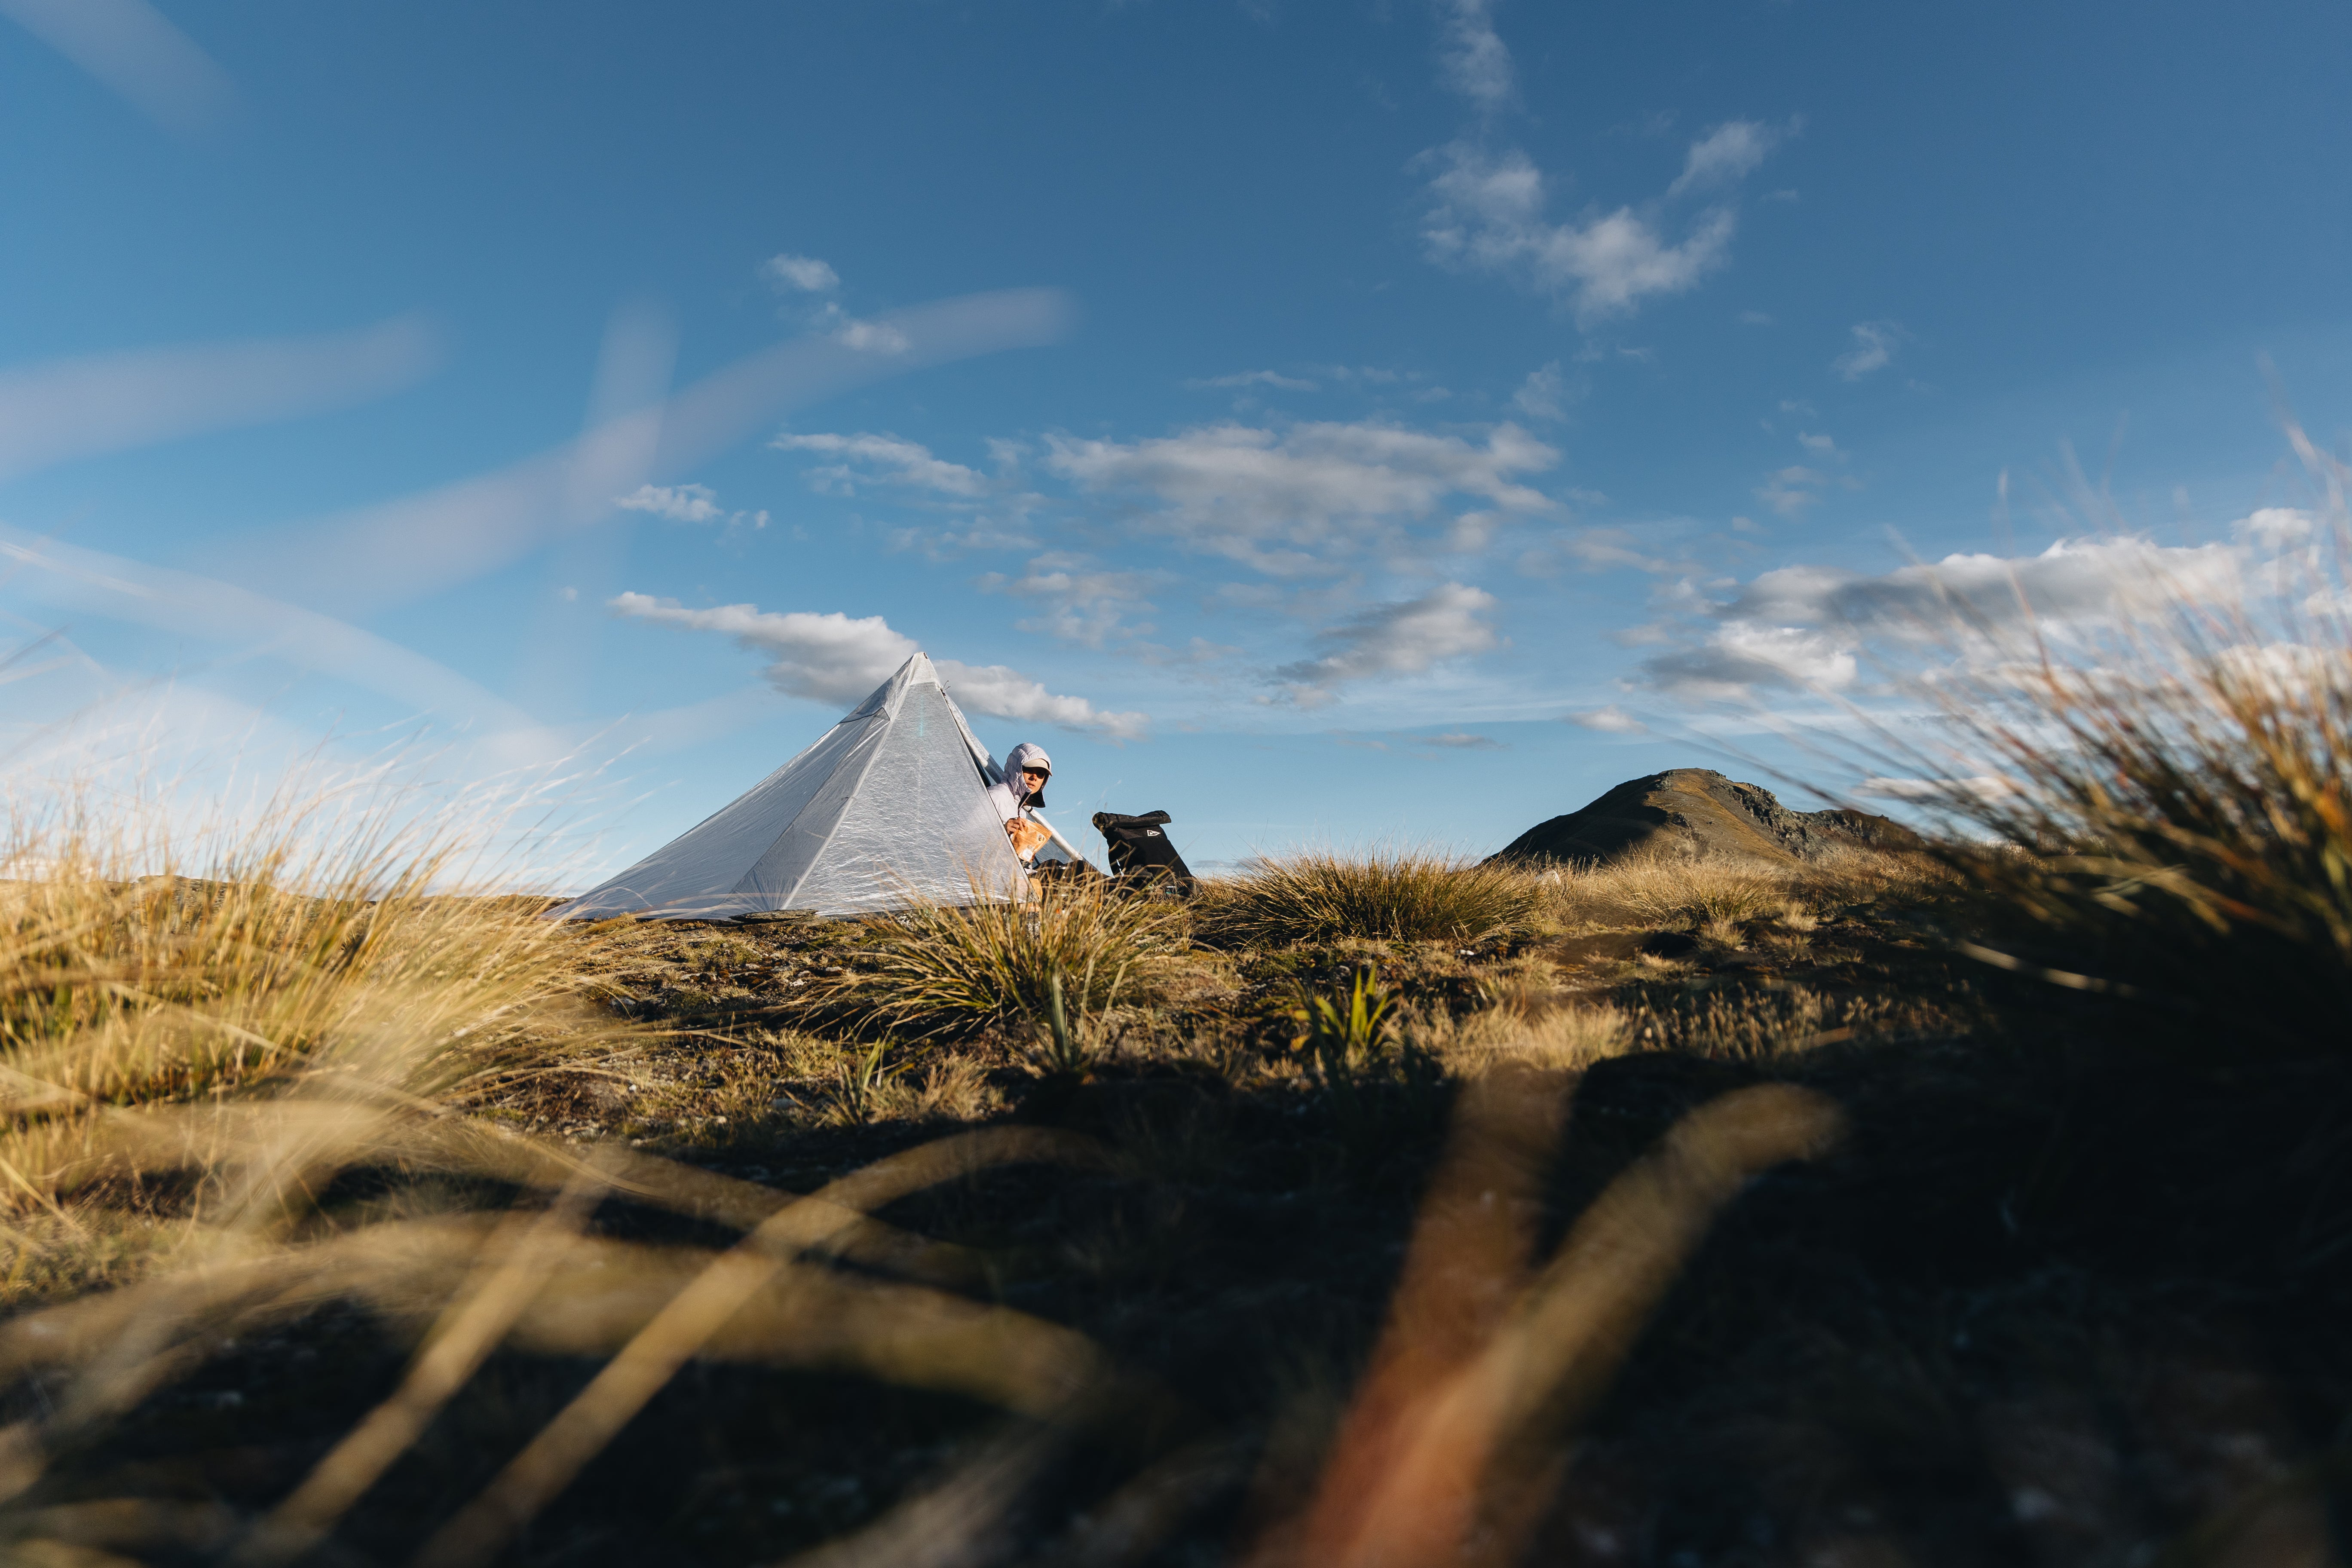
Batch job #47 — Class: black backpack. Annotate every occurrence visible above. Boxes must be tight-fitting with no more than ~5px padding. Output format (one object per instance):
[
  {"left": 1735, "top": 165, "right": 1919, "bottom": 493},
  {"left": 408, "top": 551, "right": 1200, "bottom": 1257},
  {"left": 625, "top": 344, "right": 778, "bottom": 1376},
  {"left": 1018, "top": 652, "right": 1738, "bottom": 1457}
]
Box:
[{"left": 1090, "top": 810, "right": 1196, "bottom": 895}]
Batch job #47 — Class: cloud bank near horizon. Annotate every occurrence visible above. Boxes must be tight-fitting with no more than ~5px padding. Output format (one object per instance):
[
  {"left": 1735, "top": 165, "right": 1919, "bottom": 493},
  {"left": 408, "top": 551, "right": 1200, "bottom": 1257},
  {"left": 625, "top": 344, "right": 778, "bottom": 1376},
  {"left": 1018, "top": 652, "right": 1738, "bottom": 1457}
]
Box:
[{"left": 608, "top": 592, "right": 1149, "bottom": 740}]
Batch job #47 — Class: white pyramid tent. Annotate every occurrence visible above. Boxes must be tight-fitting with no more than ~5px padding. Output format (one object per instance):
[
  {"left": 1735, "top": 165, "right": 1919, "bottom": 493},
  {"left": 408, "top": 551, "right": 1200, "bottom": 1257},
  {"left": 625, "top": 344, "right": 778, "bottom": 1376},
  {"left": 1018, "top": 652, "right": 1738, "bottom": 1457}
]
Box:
[{"left": 550, "top": 654, "right": 1026, "bottom": 920}]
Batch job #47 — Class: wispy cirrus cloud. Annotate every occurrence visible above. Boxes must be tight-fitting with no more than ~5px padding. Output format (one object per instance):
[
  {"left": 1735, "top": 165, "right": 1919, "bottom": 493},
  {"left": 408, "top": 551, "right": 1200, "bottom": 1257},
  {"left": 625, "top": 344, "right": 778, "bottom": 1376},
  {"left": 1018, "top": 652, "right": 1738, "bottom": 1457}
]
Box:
[
  {"left": 1418, "top": 141, "right": 1748, "bottom": 325},
  {"left": 608, "top": 591, "right": 1146, "bottom": 738},
  {"left": 1668, "top": 119, "right": 1793, "bottom": 197},
  {"left": 1834, "top": 320, "right": 1904, "bottom": 380},
  {"left": 1434, "top": 0, "right": 1514, "bottom": 112},
  {"left": 1565, "top": 704, "right": 1646, "bottom": 733},
  {"left": 1046, "top": 418, "right": 1559, "bottom": 576},
  {"left": 0, "top": 315, "right": 444, "bottom": 486},
  {"left": 761, "top": 253, "right": 840, "bottom": 294},
  {"left": 1270, "top": 581, "right": 1499, "bottom": 702},
  {"left": 1511, "top": 360, "right": 1568, "bottom": 422},
  {"left": 613, "top": 482, "right": 767, "bottom": 530},
  {"left": 771, "top": 431, "right": 989, "bottom": 496},
  {"left": 1185, "top": 369, "right": 1320, "bottom": 392},
  {"left": 759, "top": 252, "right": 911, "bottom": 353},
  {"left": 228, "top": 289, "right": 1075, "bottom": 615},
  {"left": 1412, "top": 2, "right": 1785, "bottom": 325},
  {"left": 976, "top": 553, "right": 1162, "bottom": 649},
  {"left": 0, "top": 525, "right": 536, "bottom": 734},
  {"left": 1755, "top": 464, "right": 1835, "bottom": 517},
  {"left": 1635, "top": 534, "right": 2246, "bottom": 703},
  {"left": 0, "top": 0, "right": 238, "bottom": 136}
]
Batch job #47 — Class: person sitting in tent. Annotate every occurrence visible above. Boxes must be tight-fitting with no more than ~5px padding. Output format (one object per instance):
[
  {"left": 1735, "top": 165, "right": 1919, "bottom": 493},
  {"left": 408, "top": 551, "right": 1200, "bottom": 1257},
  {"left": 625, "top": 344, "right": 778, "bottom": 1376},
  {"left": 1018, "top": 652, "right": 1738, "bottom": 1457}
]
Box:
[{"left": 987, "top": 741, "right": 1055, "bottom": 864}]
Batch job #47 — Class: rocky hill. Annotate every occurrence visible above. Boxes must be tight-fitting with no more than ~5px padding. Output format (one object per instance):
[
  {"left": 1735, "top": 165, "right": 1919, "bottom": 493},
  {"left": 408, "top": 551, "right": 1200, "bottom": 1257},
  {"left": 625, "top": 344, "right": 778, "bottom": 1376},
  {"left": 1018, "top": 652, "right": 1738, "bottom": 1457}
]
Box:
[{"left": 1487, "top": 767, "right": 1916, "bottom": 867}]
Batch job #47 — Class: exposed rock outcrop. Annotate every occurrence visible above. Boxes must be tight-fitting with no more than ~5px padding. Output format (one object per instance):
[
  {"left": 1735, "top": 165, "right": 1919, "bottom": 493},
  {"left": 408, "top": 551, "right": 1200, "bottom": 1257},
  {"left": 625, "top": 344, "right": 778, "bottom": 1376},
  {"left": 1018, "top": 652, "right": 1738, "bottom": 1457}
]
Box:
[{"left": 1486, "top": 768, "right": 1917, "bottom": 867}]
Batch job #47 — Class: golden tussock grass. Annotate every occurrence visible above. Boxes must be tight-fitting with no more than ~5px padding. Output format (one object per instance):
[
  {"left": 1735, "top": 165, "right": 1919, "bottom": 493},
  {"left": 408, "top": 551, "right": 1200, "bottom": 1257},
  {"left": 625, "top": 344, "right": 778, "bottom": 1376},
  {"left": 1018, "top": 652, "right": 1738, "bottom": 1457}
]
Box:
[
  {"left": 0, "top": 808, "right": 638, "bottom": 1230},
  {"left": 1529, "top": 848, "right": 1954, "bottom": 936},
  {"left": 830, "top": 877, "right": 1199, "bottom": 1063},
  {"left": 0, "top": 790, "right": 1180, "bottom": 1564},
  {"left": 1843, "top": 440, "right": 2352, "bottom": 1051},
  {"left": 1197, "top": 847, "right": 1545, "bottom": 947}
]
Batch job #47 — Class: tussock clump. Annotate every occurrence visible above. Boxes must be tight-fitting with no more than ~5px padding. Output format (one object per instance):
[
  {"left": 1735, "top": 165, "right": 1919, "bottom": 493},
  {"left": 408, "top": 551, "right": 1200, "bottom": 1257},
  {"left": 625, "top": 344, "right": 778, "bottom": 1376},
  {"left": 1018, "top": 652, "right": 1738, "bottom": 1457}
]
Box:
[
  {"left": 1938, "top": 646, "right": 2352, "bottom": 1047},
  {"left": 1200, "top": 848, "right": 1544, "bottom": 947},
  {"left": 0, "top": 819, "right": 630, "bottom": 1212},
  {"left": 839, "top": 878, "right": 1198, "bottom": 1053},
  {"left": 1855, "top": 477, "right": 2352, "bottom": 1050},
  {"left": 1534, "top": 854, "right": 1798, "bottom": 933}
]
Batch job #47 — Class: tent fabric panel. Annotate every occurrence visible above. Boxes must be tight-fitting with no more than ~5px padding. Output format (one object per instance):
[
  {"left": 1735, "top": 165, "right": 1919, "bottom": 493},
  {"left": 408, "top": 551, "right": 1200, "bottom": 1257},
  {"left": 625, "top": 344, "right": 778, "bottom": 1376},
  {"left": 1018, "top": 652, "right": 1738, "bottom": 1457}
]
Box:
[
  {"left": 544, "top": 651, "right": 1024, "bottom": 922},
  {"left": 731, "top": 707, "right": 894, "bottom": 904},
  {"left": 786, "top": 680, "right": 1021, "bottom": 916},
  {"left": 548, "top": 716, "right": 872, "bottom": 920}
]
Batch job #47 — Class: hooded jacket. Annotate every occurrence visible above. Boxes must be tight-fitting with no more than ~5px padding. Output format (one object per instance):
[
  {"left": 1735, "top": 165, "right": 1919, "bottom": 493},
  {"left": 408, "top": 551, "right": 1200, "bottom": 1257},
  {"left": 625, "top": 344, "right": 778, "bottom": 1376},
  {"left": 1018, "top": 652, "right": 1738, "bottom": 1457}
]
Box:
[{"left": 986, "top": 741, "right": 1053, "bottom": 860}]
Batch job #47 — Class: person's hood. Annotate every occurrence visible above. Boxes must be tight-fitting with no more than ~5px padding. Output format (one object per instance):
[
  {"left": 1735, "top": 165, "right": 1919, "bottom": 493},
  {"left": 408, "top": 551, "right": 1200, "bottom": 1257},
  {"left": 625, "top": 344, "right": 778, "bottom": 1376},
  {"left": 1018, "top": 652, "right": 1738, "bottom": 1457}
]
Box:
[{"left": 1002, "top": 741, "right": 1051, "bottom": 808}]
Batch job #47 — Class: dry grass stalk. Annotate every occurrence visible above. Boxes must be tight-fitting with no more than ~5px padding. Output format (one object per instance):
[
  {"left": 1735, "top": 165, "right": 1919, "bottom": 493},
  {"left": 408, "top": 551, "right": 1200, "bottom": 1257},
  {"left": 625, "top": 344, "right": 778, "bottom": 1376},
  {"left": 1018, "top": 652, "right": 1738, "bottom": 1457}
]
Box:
[
  {"left": 1410, "top": 1003, "right": 1634, "bottom": 1075},
  {"left": 1531, "top": 850, "right": 1947, "bottom": 937},
  {"left": 413, "top": 1127, "right": 1126, "bottom": 1568},
  {"left": 1270, "top": 1080, "right": 1845, "bottom": 1568},
  {"left": 1834, "top": 450, "right": 2352, "bottom": 1045},
  {"left": 0, "top": 835, "right": 635, "bottom": 1216},
  {"left": 1200, "top": 848, "right": 1544, "bottom": 947},
  {"left": 229, "top": 1164, "right": 613, "bottom": 1567}
]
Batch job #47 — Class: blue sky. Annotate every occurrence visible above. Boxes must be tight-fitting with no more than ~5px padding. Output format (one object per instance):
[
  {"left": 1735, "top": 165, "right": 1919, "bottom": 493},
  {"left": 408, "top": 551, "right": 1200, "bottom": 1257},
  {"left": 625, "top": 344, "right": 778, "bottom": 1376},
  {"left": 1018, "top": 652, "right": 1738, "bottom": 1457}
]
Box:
[{"left": 5, "top": 0, "right": 2349, "bottom": 878}]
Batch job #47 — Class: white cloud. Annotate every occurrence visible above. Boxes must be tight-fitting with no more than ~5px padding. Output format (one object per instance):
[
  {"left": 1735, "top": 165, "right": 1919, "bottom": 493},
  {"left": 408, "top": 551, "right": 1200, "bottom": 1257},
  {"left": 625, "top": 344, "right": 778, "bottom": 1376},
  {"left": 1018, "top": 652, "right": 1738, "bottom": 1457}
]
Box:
[
  {"left": 1512, "top": 361, "right": 1567, "bottom": 422},
  {"left": 1046, "top": 418, "right": 1559, "bottom": 576},
  {"left": 1186, "top": 369, "right": 1320, "bottom": 392},
  {"left": 1797, "top": 431, "right": 1841, "bottom": 457},
  {"left": 1272, "top": 582, "right": 1499, "bottom": 695},
  {"left": 1668, "top": 120, "right": 1786, "bottom": 197},
  {"left": 1721, "top": 538, "right": 2238, "bottom": 638},
  {"left": 833, "top": 317, "right": 910, "bottom": 355},
  {"left": 2209, "top": 640, "right": 2349, "bottom": 704},
  {"left": 1425, "top": 730, "right": 1504, "bottom": 749},
  {"left": 1435, "top": 0, "right": 1515, "bottom": 111},
  {"left": 2234, "top": 507, "right": 2316, "bottom": 547},
  {"left": 1834, "top": 321, "right": 1902, "bottom": 380},
  {"left": 1636, "top": 536, "right": 2245, "bottom": 702},
  {"left": 614, "top": 483, "right": 720, "bottom": 524},
  {"left": 1420, "top": 143, "right": 1744, "bottom": 324},
  {"left": 771, "top": 431, "right": 988, "bottom": 496},
  {"left": 607, "top": 592, "right": 1146, "bottom": 738},
  {"left": 1564, "top": 704, "right": 1646, "bottom": 733},
  {"left": 1558, "top": 528, "right": 1675, "bottom": 573},
  {"left": 762, "top": 253, "right": 840, "bottom": 294},
  {"left": 886, "top": 520, "right": 1040, "bottom": 560},
  {"left": 613, "top": 482, "right": 767, "bottom": 531},
  {"left": 756, "top": 255, "right": 911, "bottom": 352},
  {"left": 976, "top": 553, "right": 1160, "bottom": 649},
  {"left": 1755, "top": 465, "right": 1832, "bottom": 516},
  {"left": 1639, "top": 622, "right": 1859, "bottom": 702},
  {"left": 1129, "top": 635, "right": 1242, "bottom": 669}
]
